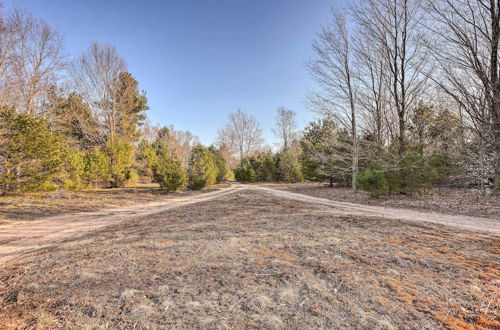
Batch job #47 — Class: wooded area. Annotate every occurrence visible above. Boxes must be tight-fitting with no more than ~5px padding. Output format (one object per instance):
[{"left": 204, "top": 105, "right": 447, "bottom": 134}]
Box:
[{"left": 1, "top": 0, "right": 499, "bottom": 198}]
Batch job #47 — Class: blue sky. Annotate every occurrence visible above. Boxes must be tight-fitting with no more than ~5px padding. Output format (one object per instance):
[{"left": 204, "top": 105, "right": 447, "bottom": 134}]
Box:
[{"left": 6, "top": 0, "right": 346, "bottom": 144}]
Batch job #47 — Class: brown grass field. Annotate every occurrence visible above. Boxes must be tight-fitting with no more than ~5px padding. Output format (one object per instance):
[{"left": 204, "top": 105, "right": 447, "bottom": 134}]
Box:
[{"left": 0, "top": 188, "right": 498, "bottom": 329}]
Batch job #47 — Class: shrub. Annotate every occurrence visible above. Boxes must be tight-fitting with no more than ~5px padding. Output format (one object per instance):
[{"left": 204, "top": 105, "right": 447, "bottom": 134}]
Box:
[
  {"left": 187, "top": 145, "right": 217, "bottom": 189},
  {"left": 209, "top": 147, "right": 230, "bottom": 183},
  {"left": 0, "top": 111, "right": 64, "bottom": 194},
  {"left": 63, "top": 149, "right": 87, "bottom": 190},
  {"left": 277, "top": 153, "right": 303, "bottom": 183},
  {"left": 83, "top": 148, "right": 110, "bottom": 188},
  {"left": 106, "top": 139, "right": 134, "bottom": 188},
  {"left": 234, "top": 157, "right": 257, "bottom": 182},
  {"left": 356, "top": 163, "right": 389, "bottom": 197},
  {"left": 153, "top": 143, "right": 187, "bottom": 192},
  {"left": 256, "top": 154, "right": 277, "bottom": 182},
  {"left": 124, "top": 168, "right": 139, "bottom": 187},
  {"left": 137, "top": 140, "right": 158, "bottom": 180}
]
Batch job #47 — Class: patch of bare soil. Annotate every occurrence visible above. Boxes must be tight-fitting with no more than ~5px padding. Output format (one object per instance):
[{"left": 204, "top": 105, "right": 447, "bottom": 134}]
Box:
[
  {"left": 1, "top": 190, "right": 498, "bottom": 329},
  {"left": 268, "top": 183, "right": 500, "bottom": 219},
  {"left": 0, "top": 183, "right": 231, "bottom": 224}
]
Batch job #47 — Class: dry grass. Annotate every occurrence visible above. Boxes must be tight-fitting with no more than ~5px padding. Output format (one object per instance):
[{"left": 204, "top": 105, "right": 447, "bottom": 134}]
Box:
[
  {"left": 0, "top": 183, "right": 230, "bottom": 224},
  {"left": 0, "top": 190, "right": 498, "bottom": 329},
  {"left": 269, "top": 183, "right": 500, "bottom": 219}
]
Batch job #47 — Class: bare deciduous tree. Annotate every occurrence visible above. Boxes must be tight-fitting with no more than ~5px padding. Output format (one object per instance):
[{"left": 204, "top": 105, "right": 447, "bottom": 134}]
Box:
[
  {"left": 353, "top": 0, "right": 430, "bottom": 156},
  {"left": 309, "top": 10, "right": 359, "bottom": 192},
  {"left": 273, "top": 107, "right": 298, "bottom": 151},
  {"left": 0, "top": 9, "right": 64, "bottom": 115},
  {"left": 429, "top": 0, "right": 500, "bottom": 194},
  {"left": 157, "top": 126, "right": 199, "bottom": 167},
  {"left": 216, "top": 109, "right": 264, "bottom": 162},
  {"left": 69, "top": 42, "right": 127, "bottom": 144}
]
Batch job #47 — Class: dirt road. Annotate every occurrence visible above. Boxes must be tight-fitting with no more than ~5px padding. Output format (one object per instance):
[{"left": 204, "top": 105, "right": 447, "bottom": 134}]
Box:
[
  {"left": 252, "top": 185, "right": 500, "bottom": 234},
  {"left": 0, "top": 183, "right": 498, "bottom": 265},
  {"left": 0, "top": 186, "right": 241, "bottom": 265}
]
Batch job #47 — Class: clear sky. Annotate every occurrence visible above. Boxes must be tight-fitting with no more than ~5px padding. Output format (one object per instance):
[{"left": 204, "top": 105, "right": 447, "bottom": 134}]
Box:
[{"left": 6, "top": 0, "right": 346, "bottom": 145}]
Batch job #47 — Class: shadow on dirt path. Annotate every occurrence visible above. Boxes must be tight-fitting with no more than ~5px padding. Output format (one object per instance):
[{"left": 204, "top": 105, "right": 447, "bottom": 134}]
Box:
[
  {"left": 1, "top": 182, "right": 498, "bottom": 266},
  {"left": 0, "top": 186, "right": 242, "bottom": 265}
]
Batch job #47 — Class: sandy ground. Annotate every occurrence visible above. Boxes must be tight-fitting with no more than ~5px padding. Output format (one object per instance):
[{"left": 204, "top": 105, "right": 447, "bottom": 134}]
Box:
[
  {"left": 1, "top": 184, "right": 498, "bottom": 266},
  {"left": 0, "top": 190, "right": 498, "bottom": 328}
]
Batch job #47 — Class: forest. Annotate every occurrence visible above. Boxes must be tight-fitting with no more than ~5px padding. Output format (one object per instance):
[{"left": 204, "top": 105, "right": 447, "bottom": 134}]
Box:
[{"left": 0, "top": 0, "right": 499, "bottom": 199}]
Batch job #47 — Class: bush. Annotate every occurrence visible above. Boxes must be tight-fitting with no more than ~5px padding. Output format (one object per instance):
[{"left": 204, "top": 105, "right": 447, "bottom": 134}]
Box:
[
  {"left": 356, "top": 163, "right": 389, "bottom": 197},
  {"left": 209, "top": 147, "right": 230, "bottom": 183},
  {"left": 137, "top": 140, "right": 158, "bottom": 180},
  {"left": 277, "top": 153, "right": 303, "bottom": 183},
  {"left": 124, "top": 168, "right": 139, "bottom": 187},
  {"left": 63, "top": 149, "right": 87, "bottom": 190},
  {"left": 106, "top": 139, "right": 134, "bottom": 188},
  {"left": 187, "top": 145, "right": 217, "bottom": 189},
  {"left": 234, "top": 157, "right": 257, "bottom": 182},
  {"left": 83, "top": 148, "right": 110, "bottom": 188},
  {"left": 256, "top": 154, "right": 277, "bottom": 182},
  {"left": 0, "top": 111, "right": 64, "bottom": 194},
  {"left": 153, "top": 143, "right": 187, "bottom": 192}
]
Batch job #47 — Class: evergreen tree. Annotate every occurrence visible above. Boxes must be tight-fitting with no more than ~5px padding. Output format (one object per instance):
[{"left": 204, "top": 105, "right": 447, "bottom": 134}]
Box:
[
  {"left": 187, "top": 145, "right": 217, "bottom": 189},
  {"left": 0, "top": 111, "right": 64, "bottom": 194},
  {"left": 153, "top": 142, "right": 187, "bottom": 192}
]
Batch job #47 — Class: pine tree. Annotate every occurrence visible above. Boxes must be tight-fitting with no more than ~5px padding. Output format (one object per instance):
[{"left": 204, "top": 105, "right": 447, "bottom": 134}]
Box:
[{"left": 0, "top": 110, "right": 64, "bottom": 194}]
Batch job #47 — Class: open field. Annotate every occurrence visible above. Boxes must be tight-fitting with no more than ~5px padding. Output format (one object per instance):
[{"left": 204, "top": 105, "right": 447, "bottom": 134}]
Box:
[
  {"left": 267, "top": 183, "right": 500, "bottom": 219},
  {"left": 0, "top": 188, "right": 499, "bottom": 329},
  {"left": 0, "top": 184, "right": 231, "bottom": 224}
]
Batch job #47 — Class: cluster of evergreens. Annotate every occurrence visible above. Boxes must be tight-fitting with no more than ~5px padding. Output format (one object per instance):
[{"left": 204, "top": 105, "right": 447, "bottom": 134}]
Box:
[
  {"left": 0, "top": 7, "right": 231, "bottom": 195},
  {"left": 234, "top": 152, "right": 303, "bottom": 183}
]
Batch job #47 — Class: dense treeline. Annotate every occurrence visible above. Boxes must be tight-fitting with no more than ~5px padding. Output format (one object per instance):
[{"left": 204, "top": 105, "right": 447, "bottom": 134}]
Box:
[
  {"left": 229, "top": 0, "right": 499, "bottom": 197},
  {"left": 1, "top": 1, "right": 499, "bottom": 198},
  {"left": 302, "top": 0, "right": 500, "bottom": 196},
  {"left": 0, "top": 6, "right": 231, "bottom": 195}
]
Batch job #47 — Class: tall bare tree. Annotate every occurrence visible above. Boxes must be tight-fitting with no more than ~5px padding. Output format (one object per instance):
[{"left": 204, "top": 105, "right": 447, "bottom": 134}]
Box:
[
  {"left": 429, "top": 0, "right": 500, "bottom": 194},
  {"left": 216, "top": 109, "right": 264, "bottom": 162},
  {"left": 0, "top": 9, "right": 64, "bottom": 115},
  {"left": 354, "top": 30, "right": 391, "bottom": 147},
  {"left": 68, "top": 42, "right": 127, "bottom": 144},
  {"left": 273, "top": 107, "right": 298, "bottom": 151},
  {"left": 309, "top": 10, "right": 359, "bottom": 192},
  {"left": 353, "top": 0, "right": 430, "bottom": 156}
]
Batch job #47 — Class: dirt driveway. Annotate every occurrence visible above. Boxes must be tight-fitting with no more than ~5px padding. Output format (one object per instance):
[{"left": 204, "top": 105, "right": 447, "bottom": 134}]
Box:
[
  {"left": 0, "top": 184, "right": 498, "bottom": 266},
  {"left": 0, "top": 186, "right": 241, "bottom": 265}
]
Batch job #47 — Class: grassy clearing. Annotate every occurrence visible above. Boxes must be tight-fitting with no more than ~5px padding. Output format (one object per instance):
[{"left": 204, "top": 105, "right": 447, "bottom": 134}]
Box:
[
  {"left": 0, "top": 183, "right": 230, "bottom": 223},
  {"left": 0, "top": 190, "right": 498, "bottom": 328},
  {"left": 269, "top": 183, "right": 500, "bottom": 219}
]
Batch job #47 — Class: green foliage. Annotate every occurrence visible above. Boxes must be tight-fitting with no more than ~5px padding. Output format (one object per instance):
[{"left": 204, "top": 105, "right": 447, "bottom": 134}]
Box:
[
  {"left": 234, "top": 153, "right": 304, "bottom": 183},
  {"left": 209, "top": 146, "right": 230, "bottom": 183},
  {"left": 234, "top": 157, "right": 258, "bottom": 182},
  {"left": 83, "top": 148, "right": 110, "bottom": 188},
  {"left": 356, "top": 163, "right": 389, "bottom": 197},
  {"left": 277, "top": 152, "right": 303, "bottom": 183},
  {"left": 137, "top": 139, "right": 158, "bottom": 179},
  {"left": 257, "top": 154, "right": 277, "bottom": 181},
  {"left": 112, "top": 72, "right": 149, "bottom": 143},
  {"left": 187, "top": 145, "right": 217, "bottom": 190},
  {"left": 299, "top": 118, "right": 337, "bottom": 182},
  {"left": 63, "top": 148, "right": 87, "bottom": 190},
  {"left": 153, "top": 142, "right": 187, "bottom": 192},
  {"left": 106, "top": 139, "right": 134, "bottom": 188},
  {"left": 0, "top": 111, "right": 64, "bottom": 194},
  {"left": 356, "top": 149, "right": 457, "bottom": 197}
]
